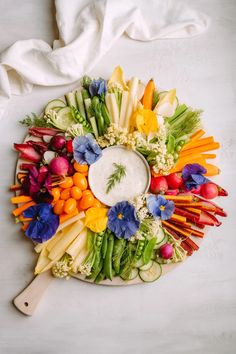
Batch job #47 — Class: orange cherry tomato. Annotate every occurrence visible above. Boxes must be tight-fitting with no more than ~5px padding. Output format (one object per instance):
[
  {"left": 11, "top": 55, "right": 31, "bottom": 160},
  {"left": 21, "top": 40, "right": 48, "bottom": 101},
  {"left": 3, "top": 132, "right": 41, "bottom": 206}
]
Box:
[
  {"left": 82, "top": 189, "right": 93, "bottom": 197},
  {"left": 63, "top": 198, "right": 77, "bottom": 214},
  {"left": 78, "top": 193, "right": 95, "bottom": 210},
  {"left": 92, "top": 198, "right": 102, "bottom": 208},
  {"left": 73, "top": 172, "right": 88, "bottom": 190},
  {"left": 60, "top": 176, "right": 73, "bottom": 189},
  {"left": 51, "top": 187, "right": 61, "bottom": 202},
  {"left": 60, "top": 188, "right": 71, "bottom": 200},
  {"left": 53, "top": 199, "right": 65, "bottom": 215},
  {"left": 70, "top": 186, "right": 82, "bottom": 200},
  {"left": 73, "top": 162, "right": 89, "bottom": 173}
]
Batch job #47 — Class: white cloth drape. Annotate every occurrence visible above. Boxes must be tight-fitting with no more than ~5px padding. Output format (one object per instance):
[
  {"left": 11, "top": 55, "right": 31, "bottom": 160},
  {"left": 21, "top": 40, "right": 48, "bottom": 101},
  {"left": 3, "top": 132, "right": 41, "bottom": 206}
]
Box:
[{"left": 0, "top": 0, "right": 210, "bottom": 118}]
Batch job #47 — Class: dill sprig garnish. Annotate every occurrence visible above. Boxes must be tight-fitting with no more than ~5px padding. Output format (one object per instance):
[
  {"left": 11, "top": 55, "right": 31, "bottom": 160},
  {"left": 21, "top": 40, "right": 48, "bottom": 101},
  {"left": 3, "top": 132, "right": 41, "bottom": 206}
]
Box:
[
  {"left": 20, "top": 113, "right": 53, "bottom": 128},
  {"left": 106, "top": 163, "right": 126, "bottom": 194}
]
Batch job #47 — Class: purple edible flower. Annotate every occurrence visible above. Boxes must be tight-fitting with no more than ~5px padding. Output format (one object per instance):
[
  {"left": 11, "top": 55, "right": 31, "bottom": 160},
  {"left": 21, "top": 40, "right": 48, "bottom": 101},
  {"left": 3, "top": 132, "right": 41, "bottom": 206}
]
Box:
[
  {"left": 147, "top": 195, "right": 174, "bottom": 220},
  {"left": 73, "top": 134, "right": 102, "bottom": 165},
  {"left": 182, "top": 163, "right": 208, "bottom": 191},
  {"left": 108, "top": 201, "right": 140, "bottom": 239},
  {"left": 22, "top": 165, "right": 53, "bottom": 203},
  {"left": 23, "top": 203, "right": 59, "bottom": 243},
  {"left": 89, "top": 79, "right": 107, "bottom": 97}
]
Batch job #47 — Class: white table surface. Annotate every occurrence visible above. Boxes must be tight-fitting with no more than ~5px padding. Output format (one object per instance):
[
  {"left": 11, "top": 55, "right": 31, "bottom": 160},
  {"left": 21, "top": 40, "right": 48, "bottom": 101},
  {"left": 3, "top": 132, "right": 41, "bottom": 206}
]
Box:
[{"left": 0, "top": 1, "right": 236, "bottom": 353}]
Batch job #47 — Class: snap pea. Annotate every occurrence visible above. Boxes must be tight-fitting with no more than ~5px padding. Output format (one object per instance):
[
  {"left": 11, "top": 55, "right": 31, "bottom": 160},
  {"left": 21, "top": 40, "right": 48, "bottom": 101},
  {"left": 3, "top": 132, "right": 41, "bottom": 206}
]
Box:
[
  {"left": 112, "top": 238, "right": 126, "bottom": 274},
  {"left": 167, "top": 134, "right": 175, "bottom": 154},
  {"left": 134, "top": 239, "right": 145, "bottom": 260},
  {"left": 103, "top": 233, "right": 114, "bottom": 280},
  {"left": 87, "top": 258, "right": 103, "bottom": 280},
  {"left": 143, "top": 237, "right": 157, "bottom": 265},
  {"left": 101, "top": 103, "right": 111, "bottom": 126},
  {"left": 101, "top": 231, "right": 108, "bottom": 259},
  {"left": 95, "top": 271, "right": 105, "bottom": 284}
]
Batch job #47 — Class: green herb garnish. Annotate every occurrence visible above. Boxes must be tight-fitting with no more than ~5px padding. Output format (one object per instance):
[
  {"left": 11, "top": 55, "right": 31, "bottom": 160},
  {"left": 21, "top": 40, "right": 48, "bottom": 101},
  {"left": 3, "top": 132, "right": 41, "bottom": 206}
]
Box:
[
  {"left": 106, "top": 163, "right": 126, "bottom": 194},
  {"left": 20, "top": 113, "right": 52, "bottom": 128}
]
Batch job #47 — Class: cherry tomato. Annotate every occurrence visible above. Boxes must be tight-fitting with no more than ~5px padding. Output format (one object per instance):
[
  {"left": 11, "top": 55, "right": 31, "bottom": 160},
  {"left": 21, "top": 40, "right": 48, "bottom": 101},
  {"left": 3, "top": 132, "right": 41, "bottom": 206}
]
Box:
[
  {"left": 66, "top": 140, "right": 73, "bottom": 153},
  {"left": 73, "top": 172, "right": 88, "bottom": 190},
  {"left": 70, "top": 186, "right": 82, "bottom": 200},
  {"left": 53, "top": 199, "right": 65, "bottom": 215},
  {"left": 78, "top": 194, "right": 95, "bottom": 210},
  {"left": 51, "top": 187, "right": 61, "bottom": 202},
  {"left": 60, "top": 176, "right": 73, "bottom": 189},
  {"left": 64, "top": 198, "right": 77, "bottom": 214},
  {"left": 60, "top": 188, "right": 71, "bottom": 200},
  {"left": 73, "top": 162, "right": 89, "bottom": 173},
  {"left": 82, "top": 189, "right": 93, "bottom": 197}
]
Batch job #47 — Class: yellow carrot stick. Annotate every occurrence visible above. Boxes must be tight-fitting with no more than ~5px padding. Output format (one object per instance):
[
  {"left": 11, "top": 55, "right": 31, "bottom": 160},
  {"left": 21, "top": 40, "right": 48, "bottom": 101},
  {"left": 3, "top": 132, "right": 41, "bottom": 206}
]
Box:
[
  {"left": 165, "top": 195, "right": 193, "bottom": 202},
  {"left": 11, "top": 195, "right": 32, "bottom": 204},
  {"left": 190, "top": 129, "right": 205, "bottom": 142},
  {"left": 170, "top": 213, "right": 187, "bottom": 224},
  {"left": 12, "top": 201, "right": 36, "bottom": 217},
  {"left": 180, "top": 142, "right": 220, "bottom": 157},
  {"left": 181, "top": 136, "right": 214, "bottom": 152},
  {"left": 142, "top": 79, "right": 155, "bottom": 109}
]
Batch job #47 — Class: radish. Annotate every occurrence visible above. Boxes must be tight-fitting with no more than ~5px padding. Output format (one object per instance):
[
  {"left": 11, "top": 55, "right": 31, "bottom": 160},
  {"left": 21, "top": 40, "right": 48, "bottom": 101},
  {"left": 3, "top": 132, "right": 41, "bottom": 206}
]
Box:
[
  {"left": 166, "top": 173, "right": 183, "bottom": 189},
  {"left": 150, "top": 176, "right": 168, "bottom": 194},
  {"left": 159, "top": 243, "right": 173, "bottom": 259},
  {"left": 49, "top": 156, "right": 69, "bottom": 176},
  {"left": 50, "top": 135, "right": 66, "bottom": 151},
  {"left": 200, "top": 183, "right": 218, "bottom": 199}
]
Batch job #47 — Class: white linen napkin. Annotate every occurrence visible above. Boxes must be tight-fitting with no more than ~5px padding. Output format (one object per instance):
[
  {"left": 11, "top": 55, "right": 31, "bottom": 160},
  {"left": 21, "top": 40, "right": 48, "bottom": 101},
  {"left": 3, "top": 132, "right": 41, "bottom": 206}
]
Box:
[{"left": 0, "top": 0, "right": 210, "bottom": 118}]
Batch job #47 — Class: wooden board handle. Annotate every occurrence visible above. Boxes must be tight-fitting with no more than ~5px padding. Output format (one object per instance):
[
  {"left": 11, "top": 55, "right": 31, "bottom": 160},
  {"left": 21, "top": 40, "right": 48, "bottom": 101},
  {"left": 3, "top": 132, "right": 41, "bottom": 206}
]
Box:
[{"left": 13, "top": 271, "right": 53, "bottom": 316}]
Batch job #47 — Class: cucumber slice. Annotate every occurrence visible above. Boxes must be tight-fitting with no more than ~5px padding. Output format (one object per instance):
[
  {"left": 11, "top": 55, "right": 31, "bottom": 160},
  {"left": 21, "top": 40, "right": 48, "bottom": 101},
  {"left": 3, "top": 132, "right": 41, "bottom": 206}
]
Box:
[
  {"left": 90, "top": 116, "right": 99, "bottom": 139},
  {"left": 155, "top": 234, "right": 168, "bottom": 249},
  {"left": 139, "top": 260, "right": 153, "bottom": 271},
  {"left": 56, "top": 107, "right": 76, "bottom": 130},
  {"left": 139, "top": 262, "right": 162, "bottom": 283},
  {"left": 153, "top": 228, "right": 165, "bottom": 249},
  {"left": 135, "top": 258, "right": 144, "bottom": 268},
  {"left": 121, "top": 268, "right": 138, "bottom": 281},
  {"left": 65, "top": 92, "right": 77, "bottom": 108},
  {"left": 45, "top": 99, "right": 66, "bottom": 115}
]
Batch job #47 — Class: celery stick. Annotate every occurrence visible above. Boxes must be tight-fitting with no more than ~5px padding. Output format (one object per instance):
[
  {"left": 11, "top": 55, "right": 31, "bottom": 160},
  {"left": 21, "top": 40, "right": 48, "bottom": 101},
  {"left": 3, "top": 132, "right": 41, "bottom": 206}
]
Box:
[
  {"left": 84, "top": 98, "right": 92, "bottom": 119},
  {"left": 75, "top": 89, "right": 86, "bottom": 118},
  {"left": 90, "top": 116, "right": 99, "bottom": 138},
  {"left": 105, "top": 94, "right": 114, "bottom": 123}
]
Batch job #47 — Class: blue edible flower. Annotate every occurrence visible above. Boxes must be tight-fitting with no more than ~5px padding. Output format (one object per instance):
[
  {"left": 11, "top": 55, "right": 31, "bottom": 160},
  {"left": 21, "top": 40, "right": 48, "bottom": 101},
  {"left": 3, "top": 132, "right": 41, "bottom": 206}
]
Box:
[
  {"left": 182, "top": 163, "right": 208, "bottom": 191},
  {"left": 73, "top": 134, "right": 102, "bottom": 165},
  {"left": 108, "top": 201, "right": 140, "bottom": 239},
  {"left": 89, "top": 78, "right": 107, "bottom": 97},
  {"left": 23, "top": 203, "right": 59, "bottom": 243},
  {"left": 147, "top": 195, "right": 174, "bottom": 220}
]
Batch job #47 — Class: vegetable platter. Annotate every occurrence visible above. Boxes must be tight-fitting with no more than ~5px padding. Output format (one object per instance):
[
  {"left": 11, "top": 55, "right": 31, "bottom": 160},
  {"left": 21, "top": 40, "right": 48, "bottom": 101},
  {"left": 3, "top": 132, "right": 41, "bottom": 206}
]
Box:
[{"left": 11, "top": 66, "right": 228, "bottom": 314}]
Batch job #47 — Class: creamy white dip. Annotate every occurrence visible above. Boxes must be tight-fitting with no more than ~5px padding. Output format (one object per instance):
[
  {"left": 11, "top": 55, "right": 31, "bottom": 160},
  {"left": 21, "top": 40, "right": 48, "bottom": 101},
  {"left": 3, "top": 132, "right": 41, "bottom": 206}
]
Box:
[{"left": 88, "top": 146, "right": 150, "bottom": 206}]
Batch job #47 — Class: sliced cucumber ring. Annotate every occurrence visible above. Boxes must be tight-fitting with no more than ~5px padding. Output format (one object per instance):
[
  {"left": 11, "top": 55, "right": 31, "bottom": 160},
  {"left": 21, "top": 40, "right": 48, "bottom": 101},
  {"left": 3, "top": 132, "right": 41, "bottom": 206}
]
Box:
[
  {"left": 134, "top": 258, "right": 144, "bottom": 268},
  {"left": 155, "top": 234, "right": 168, "bottom": 249},
  {"left": 139, "top": 262, "right": 162, "bottom": 282},
  {"left": 45, "top": 99, "right": 66, "bottom": 114},
  {"left": 121, "top": 268, "right": 139, "bottom": 281},
  {"left": 139, "top": 260, "right": 153, "bottom": 271},
  {"left": 55, "top": 107, "right": 76, "bottom": 131}
]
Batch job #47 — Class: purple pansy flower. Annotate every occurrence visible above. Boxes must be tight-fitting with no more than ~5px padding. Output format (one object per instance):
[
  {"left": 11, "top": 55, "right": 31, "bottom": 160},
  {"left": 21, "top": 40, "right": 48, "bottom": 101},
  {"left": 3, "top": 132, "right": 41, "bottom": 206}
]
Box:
[
  {"left": 89, "top": 79, "right": 107, "bottom": 97},
  {"left": 22, "top": 165, "right": 53, "bottom": 204},
  {"left": 108, "top": 201, "right": 140, "bottom": 239},
  {"left": 73, "top": 134, "right": 102, "bottom": 165},
  {"left": 147, "top": 195, "right": 174, "bottom": 220},
  {"left": 23, "top": 203, "right": 59, "bottom": 243},
  {"left": 182, "top": 163, "right": 208, "bottom": 191}
]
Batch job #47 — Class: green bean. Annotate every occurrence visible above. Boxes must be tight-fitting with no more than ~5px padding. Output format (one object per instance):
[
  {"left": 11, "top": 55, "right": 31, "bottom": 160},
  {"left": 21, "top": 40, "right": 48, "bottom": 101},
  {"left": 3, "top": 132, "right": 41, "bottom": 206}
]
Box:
[
  {"left": 103, "top": 233, "right": 114, "bottom": 280},
  {"left": 95, "top": 271, "right": 105, "bottom": 284},
  {"left": 101, "top": 103, "right": 111, "bottom": 126},
  {"left": 143, "top": 237, "right": 157, "bottom": 264}
]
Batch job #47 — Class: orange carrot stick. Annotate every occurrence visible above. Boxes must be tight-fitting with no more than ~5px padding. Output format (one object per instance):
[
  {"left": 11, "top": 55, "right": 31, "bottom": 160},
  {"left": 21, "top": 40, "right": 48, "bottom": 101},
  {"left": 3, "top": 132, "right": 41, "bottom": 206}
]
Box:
[
  {"left": 142, "top": 79, "right": 155, "bottom": 109},
  {"left": 59, "top": 209, "right": 79, "bottom": 224},
  {"left": 204, "top": 164, "right": 221, "bottom": 176},
  {"left": 12, "top": 201, "right": 36, "bottom": 217},
  {"left": 184, "top": 227, "right": 204, "bottom": 238},
  {"left": 201, "top": 153, "right": 216, "bottom": 159},
  {"left": 190, "top": 129, "right": 205, "bottom": 142},
  {"left": 10, "top": 184, "right": 22, "bottom": 191},
  {"left": 181, "top": 136, "right": 214, "bottom": 152},
  {"left": 21, "top": 222, "right": 29, "bottom": 231},
  {"left": 11, "top": 195, "right": 32, "bottom": 204},
  {"left": 179, "top": 142, "right": 220, "bottom": 158},
  {"left": 162, "top": 221, "right": 192, "bottom": 237},
  {"left": 184, "top": 207, "right": 202, "bottom": 215}
]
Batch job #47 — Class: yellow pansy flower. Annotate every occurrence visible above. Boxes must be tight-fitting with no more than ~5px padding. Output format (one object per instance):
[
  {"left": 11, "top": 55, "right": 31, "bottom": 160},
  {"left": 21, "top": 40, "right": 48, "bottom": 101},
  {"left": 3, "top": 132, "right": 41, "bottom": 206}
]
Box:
[
  {"left": 130, "top": 108, "right": 158, "bottom": 135},
  {"left": 85, "top": 207, "right": 108, "bottom": 233}
]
